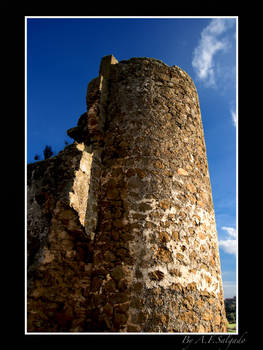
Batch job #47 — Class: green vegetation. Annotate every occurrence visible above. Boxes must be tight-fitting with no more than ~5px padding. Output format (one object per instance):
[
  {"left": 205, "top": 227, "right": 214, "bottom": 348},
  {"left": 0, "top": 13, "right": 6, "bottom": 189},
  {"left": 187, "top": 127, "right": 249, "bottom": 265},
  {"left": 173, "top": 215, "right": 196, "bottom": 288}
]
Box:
[
  {"left": 43, "top": 145, "right": 54, "bottom": 160},
  {"left": 227, "top": 322, "right": 236, "bottom": 333},
  {"left": 34, "top": 140, "right": 72, "bottom": 162},
  {"left": 224, "top": 296, "right": 236, "bottom": 332}
]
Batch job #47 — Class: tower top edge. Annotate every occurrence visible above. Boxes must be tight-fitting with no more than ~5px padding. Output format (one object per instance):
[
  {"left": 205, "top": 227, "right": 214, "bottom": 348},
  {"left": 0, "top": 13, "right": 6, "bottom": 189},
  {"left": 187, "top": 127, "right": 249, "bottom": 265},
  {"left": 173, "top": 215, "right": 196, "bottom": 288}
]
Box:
[{"left": 100, "top": 54, "right": 195, "bottom": 86}]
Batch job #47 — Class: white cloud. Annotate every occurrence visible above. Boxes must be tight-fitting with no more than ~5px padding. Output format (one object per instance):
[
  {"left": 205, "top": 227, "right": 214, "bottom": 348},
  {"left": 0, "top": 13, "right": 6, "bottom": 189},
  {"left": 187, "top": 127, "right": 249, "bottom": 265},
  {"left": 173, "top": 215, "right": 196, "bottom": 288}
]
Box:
[
  {"left": 192, "top": 18, "right": 235, "bottom": 88},
  {"left": 231, "top": 108, "right": 237, "bottom": 126},
  {"left": 219, "top": 226, "right": 237, "bottom": 255},
  {"left": 221, "top": 226, "right": 236, "bottom": 238},
  {"left": 219, "top": 239, "right": 236, "bottom": 255}
]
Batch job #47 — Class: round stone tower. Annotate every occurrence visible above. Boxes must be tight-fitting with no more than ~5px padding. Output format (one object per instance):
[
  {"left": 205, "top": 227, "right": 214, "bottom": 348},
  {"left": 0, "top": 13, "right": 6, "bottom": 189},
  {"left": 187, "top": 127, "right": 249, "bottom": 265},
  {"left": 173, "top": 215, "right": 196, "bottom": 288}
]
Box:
[
  {"left": 73, "top": 55, "right": 227, "bottom": 332},
  {"left": 28, "top": 55, "right": 227, "bottom": 333}
]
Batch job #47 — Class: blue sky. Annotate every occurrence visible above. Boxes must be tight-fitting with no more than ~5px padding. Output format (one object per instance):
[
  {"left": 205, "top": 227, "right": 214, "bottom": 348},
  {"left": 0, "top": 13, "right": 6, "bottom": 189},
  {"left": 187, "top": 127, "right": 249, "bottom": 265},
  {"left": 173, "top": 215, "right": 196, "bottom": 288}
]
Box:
[{"left": 26, "top": 16, "right": 237, "bottom": 298}]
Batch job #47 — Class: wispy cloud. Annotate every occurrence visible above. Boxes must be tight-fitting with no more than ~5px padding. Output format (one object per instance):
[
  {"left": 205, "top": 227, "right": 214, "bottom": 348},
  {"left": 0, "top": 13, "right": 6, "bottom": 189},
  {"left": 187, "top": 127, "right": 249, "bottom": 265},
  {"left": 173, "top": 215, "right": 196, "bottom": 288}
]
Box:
[
  {"left": 222, "top": 226, "right": 236, "bottom": 238},
  {"left": 192, "top": 18, "right": 235, "bottom": 88},
  {"left": 219, "top": 226, "right": 237, "bottom": 255}
]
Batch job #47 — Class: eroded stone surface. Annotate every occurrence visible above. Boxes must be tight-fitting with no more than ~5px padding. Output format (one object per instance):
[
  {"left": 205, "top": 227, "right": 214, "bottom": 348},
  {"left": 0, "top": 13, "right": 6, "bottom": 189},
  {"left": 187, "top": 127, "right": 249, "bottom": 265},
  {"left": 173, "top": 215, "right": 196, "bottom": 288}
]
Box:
[{"left": 27, "top": 144, "right": 96, "bottom": 331}]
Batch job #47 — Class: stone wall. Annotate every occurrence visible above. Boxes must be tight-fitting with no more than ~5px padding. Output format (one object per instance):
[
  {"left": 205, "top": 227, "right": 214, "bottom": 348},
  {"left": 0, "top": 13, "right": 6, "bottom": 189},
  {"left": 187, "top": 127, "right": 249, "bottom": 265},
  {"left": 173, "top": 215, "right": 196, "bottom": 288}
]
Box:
[
  {"left": 27, "top": 143, "right": 96, "bottom": 331},
  {"left": 27, "top": 55, "right": 227, "bottom": 333}
]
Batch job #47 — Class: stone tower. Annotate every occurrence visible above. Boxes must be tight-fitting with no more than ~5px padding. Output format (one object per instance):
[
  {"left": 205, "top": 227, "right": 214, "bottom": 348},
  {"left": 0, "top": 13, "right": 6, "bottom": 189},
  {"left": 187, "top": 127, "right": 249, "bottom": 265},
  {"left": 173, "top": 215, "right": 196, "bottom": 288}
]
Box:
[{"left": 27, "top": 55, "right": 227, "bottom": 333}]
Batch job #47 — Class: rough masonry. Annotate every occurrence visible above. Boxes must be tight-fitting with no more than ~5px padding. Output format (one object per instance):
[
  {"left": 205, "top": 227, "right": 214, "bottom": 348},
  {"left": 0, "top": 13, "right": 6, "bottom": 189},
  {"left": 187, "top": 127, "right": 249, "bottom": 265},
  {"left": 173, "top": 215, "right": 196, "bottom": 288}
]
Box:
[{"left": 27, "top": 55, "right": 227, "bottom": 333}]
